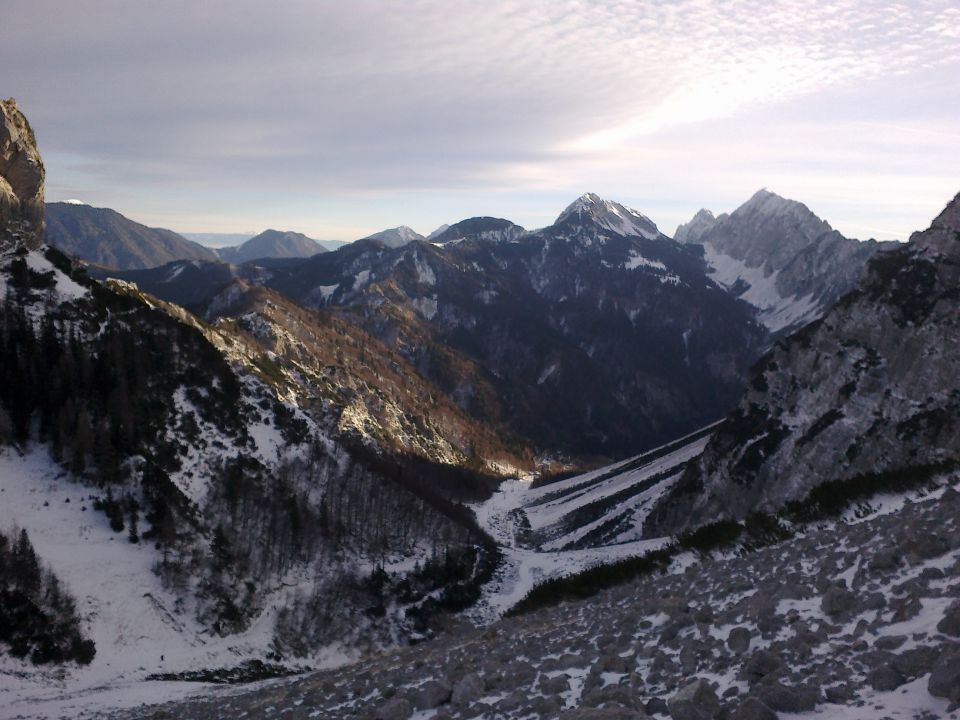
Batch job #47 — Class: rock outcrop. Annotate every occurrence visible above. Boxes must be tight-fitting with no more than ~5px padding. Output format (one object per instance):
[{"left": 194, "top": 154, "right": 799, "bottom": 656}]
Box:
[
  {"left": 648, "top": 191, "right": 960, "bottom": 535},
  {"left": 0, "top": 98, "right": 45, "bottom": 250}
]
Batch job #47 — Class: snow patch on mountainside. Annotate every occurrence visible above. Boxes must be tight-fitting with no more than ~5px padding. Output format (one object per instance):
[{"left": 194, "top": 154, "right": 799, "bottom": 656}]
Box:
[
  {"left": 624, "top": 252, "right": 666, "bottom": 272},
  {"left": 467, "top": 427, "right": 717, "bottom": 622},
  {"left": 703, "top": 243, "right": 820, "bottom": 332},
  {"left": 0, "top": 447, "right": 351, "bottom": 720}
]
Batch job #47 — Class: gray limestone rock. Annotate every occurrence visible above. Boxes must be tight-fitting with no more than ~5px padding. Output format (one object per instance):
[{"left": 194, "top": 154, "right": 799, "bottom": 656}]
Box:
[
  {"left": 867, "top": 664, "right": 907, "bottom": 692},
  {"left": 731, "top": 697, "right": 778, "bottom": 720},
  {"left": 374, "top": 696, "right": 413, "bottom": 720},
  {"left": 726, "top": 628, "right": 751, "bottom": 657},
  {"left": 413, "top": 679, "right": 452, "bottom": 710},
  {"left": 741, "top": 650, "right": 783, "bottom": 683},
  {"left": 756, "top": 681, "right": 818, "bottom": 712},
  {"left": 821, "top": 585, "right": 857, "bottom": 617},
  {"left": 0, "top": 98, "right": 45, "bottom": 251},
  {"left": 891, "top": 646, "right": 941, "bottom": 679},
  {"left": 937, "top": 599, "right": 960, "bottom": 637},
  {"left": 667, "top": 678, "right": 720, "bottom": 720},
  {"left": 928, "top": 652, "right": 960, "bottom": 703},
  {"left": 451, "top": 673, "right": 485, "bottom": 705}
]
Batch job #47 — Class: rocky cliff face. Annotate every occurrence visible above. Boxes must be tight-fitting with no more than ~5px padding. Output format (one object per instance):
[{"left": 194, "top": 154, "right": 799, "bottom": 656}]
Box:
[
  {"left": 647, "top": 192, "right": 960, "bottom": 535},
  {"left": 0, "top": 98, "right": 45, "bottom": 250},
  {"left": 676, "top": 190, "right": 893, "bottom": 334}
]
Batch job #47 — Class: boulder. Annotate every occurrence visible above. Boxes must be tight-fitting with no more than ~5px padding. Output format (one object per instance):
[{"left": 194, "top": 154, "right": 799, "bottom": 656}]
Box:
[
  {"left": 928, "top": 652, "right": 960, "bottom": 703},
  {"left": 937, "top": 599, "right": 960, "bottom": 637},
  {"left": 731, "top": 697, "right": 777, "bottom": 720},
  {"left": 756, "top": 681, "right": 818, "bottom": 712},
  {"left": 867, "top": 664, "right": 906, "bottom": 692},
  {"left": 451, "top": 673, "right": 485, "bottom": 705},
  {"left": 727, "top": 627, "right": 752, "bottom": 655},
  {"left": 667, "top": 678, "right": 721, "bottom": 720},
  {"left": 374, "top": 696, "right": 413, "bottom": 720},
  {"left": 821, "top": 584, "right": 857, "bottom": 617},
  {"left": 413, "top": 679, "right": 452, "bottom": 710},
  {"left": 741, "top": 650, "right": 782, "bottom": 683}
]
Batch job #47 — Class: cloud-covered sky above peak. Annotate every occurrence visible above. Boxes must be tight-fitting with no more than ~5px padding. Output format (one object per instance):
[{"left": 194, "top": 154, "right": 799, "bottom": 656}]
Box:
[{"left": 2, "top": 0, "right": 958, "bottom": 241}]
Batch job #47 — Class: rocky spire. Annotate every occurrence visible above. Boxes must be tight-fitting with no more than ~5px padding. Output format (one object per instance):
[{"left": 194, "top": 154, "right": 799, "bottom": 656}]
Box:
[{"left": 0, "top": 98, "right": 45, "bottom": 250}]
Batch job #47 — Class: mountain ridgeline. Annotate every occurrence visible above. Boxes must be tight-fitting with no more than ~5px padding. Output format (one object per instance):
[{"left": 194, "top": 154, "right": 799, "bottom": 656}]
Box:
[
  {"left": 647, "top": 192, "right": 960, "bottom": 535},
  {"left": 45, "top": 202, "right": 218, "bottom": 269},
  {"left": 111, "top": 193, "right": 776, "bottom": 461},
  {"left": 675, "top": 189, "right": 894, "bottom": 335},
  {"left": 45, "top": 203, "right": 327, "bottom": 270},
  {"left": 95, "top": 190, "right": 899, "bottom": 464}
]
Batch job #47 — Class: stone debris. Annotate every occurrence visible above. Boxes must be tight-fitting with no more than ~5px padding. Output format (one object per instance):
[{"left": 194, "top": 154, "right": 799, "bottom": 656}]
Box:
[{"left": 111, "top": 480, "right": 960, "bottom": 720}]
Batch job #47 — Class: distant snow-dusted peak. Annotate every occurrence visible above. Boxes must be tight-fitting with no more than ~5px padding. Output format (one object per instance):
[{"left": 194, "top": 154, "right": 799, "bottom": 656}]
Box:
[
  {"left": 736, "top": 189, "right": 833, "bottom": 231},
  {"left": 363, "top": 225, "right": 425, "bottom": 248},
  {"left": 555, "top": 192, "right": 661, "bottom": 240},
  {"left": 426, "top": 224, "right": 450, "bottom": 241},
  {"left": 63, "top": 198, "right": 87, "bottom": 205},
  {"left": 673, "top": 208, "right": 716, "bottom": 244}
]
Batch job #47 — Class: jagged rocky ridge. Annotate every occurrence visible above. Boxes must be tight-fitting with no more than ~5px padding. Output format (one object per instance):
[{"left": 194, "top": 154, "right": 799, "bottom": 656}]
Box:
[
  {"left": 266, "top": 199, "right": 765, "bottom": 459},
  {"left": 676, "top": 190, "right": 893, "bottom": 334},
  {"left": 102, "top": 194, "right": 769, "bottom": 462},
  {"left": 648, "top": 192, "right": 960, "bottom": 536},
  {"left": 0, "top": 98, "right": 44, "bottom": 251}
]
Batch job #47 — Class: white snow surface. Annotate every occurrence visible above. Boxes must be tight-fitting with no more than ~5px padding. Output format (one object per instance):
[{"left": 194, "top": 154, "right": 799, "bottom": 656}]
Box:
[
  {"left": 0, "top": 448, "right": 357, "bottom": 720},
  {"left": 624, "top": 251, "right": 666, "bottom": 272},
  {"left": 703, "top": 242, "right": 820, "bottom": 332},
  {"left": 467, "top": 427, "right": 716, "bottom": 623}
]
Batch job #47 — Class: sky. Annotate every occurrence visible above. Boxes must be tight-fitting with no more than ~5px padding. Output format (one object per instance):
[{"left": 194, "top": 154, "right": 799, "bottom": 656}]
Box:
[{"left": 2, "top": 0, "right": 958, "bottom": 242}]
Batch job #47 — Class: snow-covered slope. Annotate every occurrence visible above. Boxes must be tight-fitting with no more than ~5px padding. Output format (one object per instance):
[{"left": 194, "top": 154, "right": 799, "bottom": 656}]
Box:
[
  {"left": 467, "top": 425, "right": 716, "bottom": 622},
  {"left": 0, "top": 448, "right": 354, "bottom": 720}
]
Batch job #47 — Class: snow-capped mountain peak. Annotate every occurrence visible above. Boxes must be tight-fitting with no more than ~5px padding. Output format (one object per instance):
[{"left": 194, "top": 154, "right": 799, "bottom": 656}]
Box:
[
  {"left": 362, "top": 225, "right": 425, "bottom": 248},
  {"left": 734, "top": 188, "right": 833, "bottom": 234},
  {"left": 555, "top": 193, "right": 661, "bottom": 240}
]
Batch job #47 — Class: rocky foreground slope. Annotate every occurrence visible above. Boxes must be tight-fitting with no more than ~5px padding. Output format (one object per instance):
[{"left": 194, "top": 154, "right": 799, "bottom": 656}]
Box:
[{"left": 110, "top": 476, "right": 960, "bottom": 720}]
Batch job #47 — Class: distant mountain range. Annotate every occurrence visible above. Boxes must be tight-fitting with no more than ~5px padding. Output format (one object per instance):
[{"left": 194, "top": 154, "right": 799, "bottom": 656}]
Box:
[
  {"left": 45, "top": 202, "right": 218, "bottom": 269},
  {"left": 212, "top": 229, "right": 326, "bottom": 263},
  {"left": 56, "top": 189, "right": 896, "bottom": 461},
  {"left": 46, "top": 203, "right": 337, "bottom": 269}
]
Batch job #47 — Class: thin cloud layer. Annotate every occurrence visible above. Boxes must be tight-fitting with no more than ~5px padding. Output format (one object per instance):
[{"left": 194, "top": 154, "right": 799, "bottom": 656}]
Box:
[{"left": 1, "top": 0, "right": 958, "bottom": 238}]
